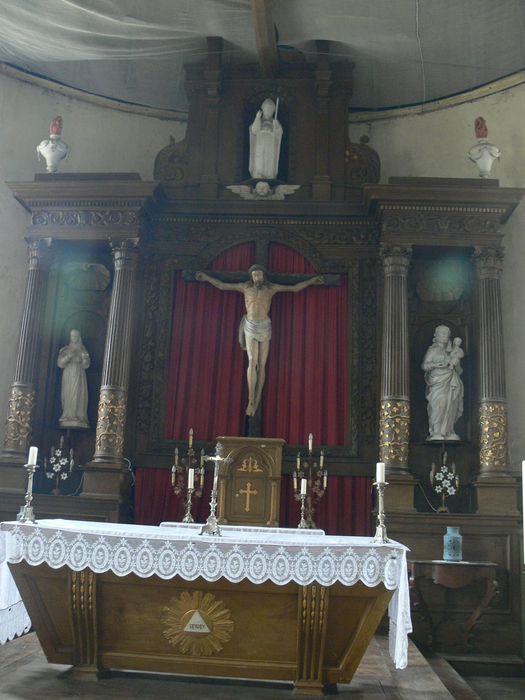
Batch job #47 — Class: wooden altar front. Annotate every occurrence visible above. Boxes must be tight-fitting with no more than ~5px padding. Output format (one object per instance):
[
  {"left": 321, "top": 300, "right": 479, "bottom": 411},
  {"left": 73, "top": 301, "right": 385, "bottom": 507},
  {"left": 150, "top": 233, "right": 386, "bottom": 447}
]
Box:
[{"left": 3, "top": 519, "right": 410, "bottom": 697}]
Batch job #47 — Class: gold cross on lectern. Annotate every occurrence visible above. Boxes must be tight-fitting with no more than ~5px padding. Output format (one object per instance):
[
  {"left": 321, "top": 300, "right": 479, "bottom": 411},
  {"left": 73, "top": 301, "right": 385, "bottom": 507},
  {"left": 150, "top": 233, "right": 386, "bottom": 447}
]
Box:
[{"left": 239, "top": 482, "right": 258, "bottom": 512}]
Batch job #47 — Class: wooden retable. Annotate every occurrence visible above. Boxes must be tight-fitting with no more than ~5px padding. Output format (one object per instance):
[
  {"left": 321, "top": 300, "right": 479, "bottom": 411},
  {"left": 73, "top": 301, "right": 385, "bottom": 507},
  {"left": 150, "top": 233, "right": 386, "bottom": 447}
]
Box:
[
  {"left": 409, "top": 559, "right": 498, "bottom": 651},
  {"left": 2, "top": 520, "right": 410, "bottom": 697}
]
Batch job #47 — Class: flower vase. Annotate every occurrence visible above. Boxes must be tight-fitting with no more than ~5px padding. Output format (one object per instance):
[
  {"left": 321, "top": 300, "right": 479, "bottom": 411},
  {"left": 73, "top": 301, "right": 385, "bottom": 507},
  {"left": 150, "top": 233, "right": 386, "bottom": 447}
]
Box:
[{"left": 443, "top": 526, "right": 462, "bottom": 562}]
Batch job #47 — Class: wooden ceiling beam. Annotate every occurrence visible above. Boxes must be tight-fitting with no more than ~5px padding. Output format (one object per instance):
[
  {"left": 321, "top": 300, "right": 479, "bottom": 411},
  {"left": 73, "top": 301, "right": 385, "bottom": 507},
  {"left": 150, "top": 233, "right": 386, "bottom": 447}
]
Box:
[{"left": 251, "top": 0, "right": 278, "bottom": 77}]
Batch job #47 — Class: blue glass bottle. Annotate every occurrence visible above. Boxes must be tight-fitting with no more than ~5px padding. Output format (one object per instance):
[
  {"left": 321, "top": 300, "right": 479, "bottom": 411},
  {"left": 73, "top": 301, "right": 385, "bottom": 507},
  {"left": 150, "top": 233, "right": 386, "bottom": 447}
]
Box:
[{"left": 443, "top": 526, "right": 462, "bottom": 562}]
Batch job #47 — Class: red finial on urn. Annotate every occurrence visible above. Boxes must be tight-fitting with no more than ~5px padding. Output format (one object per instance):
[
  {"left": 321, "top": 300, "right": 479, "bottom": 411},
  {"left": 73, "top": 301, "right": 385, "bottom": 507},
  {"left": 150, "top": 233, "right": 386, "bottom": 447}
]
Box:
[
  {"left": 474, "top": 117, "right": 488, "bottom": 139},
  {"left": 49, "top": 116, "right": 63, "bottom": 136}
]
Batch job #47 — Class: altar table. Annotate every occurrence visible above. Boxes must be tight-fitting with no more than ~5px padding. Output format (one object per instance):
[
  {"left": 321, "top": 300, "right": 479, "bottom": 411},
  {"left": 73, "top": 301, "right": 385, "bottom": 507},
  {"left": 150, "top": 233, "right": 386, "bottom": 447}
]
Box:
[{"left": 1, "top": 520, "right": 411, "bottom": 696}]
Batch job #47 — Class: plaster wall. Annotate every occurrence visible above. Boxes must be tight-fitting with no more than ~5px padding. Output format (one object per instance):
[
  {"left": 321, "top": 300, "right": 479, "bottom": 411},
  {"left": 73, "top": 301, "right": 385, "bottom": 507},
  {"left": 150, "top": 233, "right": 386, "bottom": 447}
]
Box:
[
  {"left": 0, "top": 71, "right": 185, "bottom": 448},
  {"left": 350, "top": 85, "right": 525, "bottom": 472}
]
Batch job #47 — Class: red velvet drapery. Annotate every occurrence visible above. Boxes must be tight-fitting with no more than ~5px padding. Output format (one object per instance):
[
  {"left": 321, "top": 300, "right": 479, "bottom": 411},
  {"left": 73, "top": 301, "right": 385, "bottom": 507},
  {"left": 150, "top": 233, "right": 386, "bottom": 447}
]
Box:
[
  {"left": 135, "top": 469, "right": 372, "bottom": 536},
  {"left": 135, "top": 241, "right": 371, "bottom": 535},
  {"left": 163, "top": 242, "right": 347, "bottom": 444}
]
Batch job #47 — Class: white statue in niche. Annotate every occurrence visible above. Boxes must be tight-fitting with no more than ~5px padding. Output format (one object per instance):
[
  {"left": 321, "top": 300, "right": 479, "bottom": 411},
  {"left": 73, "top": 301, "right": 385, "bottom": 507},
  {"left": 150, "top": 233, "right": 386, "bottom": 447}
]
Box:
[
  {"left": 57, "top": 329, "right": 90, "bottom": 429},
  {"left": 248, "top": 98, "right": 283, "bottom": 180},
  {"left": 422, "top": 325, "right": 464, "bottom": 441}
]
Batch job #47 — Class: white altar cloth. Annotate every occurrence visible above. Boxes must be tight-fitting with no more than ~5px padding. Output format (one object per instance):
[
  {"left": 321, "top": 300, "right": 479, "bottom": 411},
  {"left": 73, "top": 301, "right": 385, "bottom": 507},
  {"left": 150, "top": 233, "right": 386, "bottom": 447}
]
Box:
[
  {"left": 1, "top": 519, "right": 412, "bottom": 668},
  {"left": 0, "top": 530, "right": 31, "bottom": 645}
]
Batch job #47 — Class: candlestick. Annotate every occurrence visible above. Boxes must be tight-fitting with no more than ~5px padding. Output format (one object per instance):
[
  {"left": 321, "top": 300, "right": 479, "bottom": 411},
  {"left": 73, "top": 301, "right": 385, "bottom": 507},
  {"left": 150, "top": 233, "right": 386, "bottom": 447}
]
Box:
[
  {"left": 375, "top": 462, "right": 385, "bottom": 484},
  {"left": 17, "top": 459, "right": 39, "bottom": 523},
  {"left": 308, "top": 433, "right": 313, "bottom": 452},
  {"left": 372, "top": 480, "right": 389, "bottom": 543},
  {"left": 182, "top": 483, "right": 195, "bottom": 523},
  {"left": 298, "top": 491, "right": 308, "bottom": 529}
]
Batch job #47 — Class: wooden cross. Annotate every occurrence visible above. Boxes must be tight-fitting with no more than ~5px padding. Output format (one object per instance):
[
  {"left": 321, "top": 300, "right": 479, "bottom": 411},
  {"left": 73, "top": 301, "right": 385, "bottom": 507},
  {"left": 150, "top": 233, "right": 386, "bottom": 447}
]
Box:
[{"left": 239, "top": 481, "right": 258, "bottom": 513}]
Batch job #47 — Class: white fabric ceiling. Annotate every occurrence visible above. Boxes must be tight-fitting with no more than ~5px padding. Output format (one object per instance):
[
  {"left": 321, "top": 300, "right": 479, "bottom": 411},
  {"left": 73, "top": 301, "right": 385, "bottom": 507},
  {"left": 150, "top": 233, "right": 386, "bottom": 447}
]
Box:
[{"left": 0, "top": 0, "right": 524, "bottom": 112}]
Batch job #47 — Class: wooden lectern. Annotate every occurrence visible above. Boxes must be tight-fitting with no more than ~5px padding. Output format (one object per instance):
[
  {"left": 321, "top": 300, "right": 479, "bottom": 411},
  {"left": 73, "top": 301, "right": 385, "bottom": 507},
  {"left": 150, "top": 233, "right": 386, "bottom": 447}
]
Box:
[{"left": 216, "top": 436, "right": 284, "bottom": 527}]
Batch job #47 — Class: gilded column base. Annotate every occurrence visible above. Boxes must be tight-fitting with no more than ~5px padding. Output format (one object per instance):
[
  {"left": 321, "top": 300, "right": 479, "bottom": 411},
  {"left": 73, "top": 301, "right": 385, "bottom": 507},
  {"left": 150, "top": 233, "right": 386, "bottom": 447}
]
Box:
[
  {"left": 379, "top": 399, "right": 410, "bottom": 475},
  {"left": 1, "top": 383, "right": 35, "bottom": 462},
  {"left": 478, "top": 401, "right": 509, "bottom": 478},
  {"left": 92, "top": 386, "right": 127, "bottom": 463}
]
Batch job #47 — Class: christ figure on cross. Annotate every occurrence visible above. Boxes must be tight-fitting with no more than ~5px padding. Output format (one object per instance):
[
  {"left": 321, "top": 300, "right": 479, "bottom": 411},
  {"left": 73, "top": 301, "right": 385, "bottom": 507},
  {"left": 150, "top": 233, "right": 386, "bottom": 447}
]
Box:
[{"left": 195, "top": 265, "right": 325, "bottom": 416}]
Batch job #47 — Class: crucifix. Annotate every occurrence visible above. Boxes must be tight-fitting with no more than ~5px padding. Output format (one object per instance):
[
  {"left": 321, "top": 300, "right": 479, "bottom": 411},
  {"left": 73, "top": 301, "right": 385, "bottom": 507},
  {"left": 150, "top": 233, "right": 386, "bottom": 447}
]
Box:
[
  {"left": 184, "top": 241, "right": 340, "bottom": 436},
  {"left": 239, "top": 481, "right": 258, "bottom": 513}
]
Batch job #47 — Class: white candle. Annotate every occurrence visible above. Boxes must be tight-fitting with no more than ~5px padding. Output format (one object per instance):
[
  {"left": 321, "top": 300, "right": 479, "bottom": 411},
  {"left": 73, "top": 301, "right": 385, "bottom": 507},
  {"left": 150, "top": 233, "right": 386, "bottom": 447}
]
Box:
[
  {"left": 376, "top": 462, "right": 385, "bottom": 484},
  {"left": 296, "top": 452, "right": 301, "bottom": 470},
  {"left": 188, "top": 468, "right": 195, "bottom": 490},
  {"left": 213, "top": 468, "right": 218, "bottom": 493},
  {"left": 174, "top": 447, "right": 179, "bottom": 466},
  {"left": 300, "top": 478, "right": 307, "bottom": 495},
  {"left": 308, "top": 433, "right": 313, "bottom": 452},
  {"left": 171, "top": 465, "right": 176, "bottom": 485},
  {"left": 200, "top": 448, "right": 205, "bottom": 467},
  {"left": 320, "top": 450, "right": 324, "bottom": 467},
  {"left": 188, "top": 428, "right": 193, "bottom": 448},
  {"left": 28, "top": 446, "right": 38, "bottom": 466}
]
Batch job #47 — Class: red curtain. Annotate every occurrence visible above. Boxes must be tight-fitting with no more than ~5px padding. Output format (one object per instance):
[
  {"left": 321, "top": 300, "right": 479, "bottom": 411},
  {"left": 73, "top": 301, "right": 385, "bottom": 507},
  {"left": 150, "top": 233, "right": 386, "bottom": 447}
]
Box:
[
  {"left": 135, "top": 470, "right": 372, "bottom": 536},
  {"left": 135, "top": 240, "right": 370, "bottom": 534},
  {"left": 163, "top": 243, "right": 254, "bottom": 441},
  {"left": 262, "top": 244, "right": 348, "bottom": 445}
]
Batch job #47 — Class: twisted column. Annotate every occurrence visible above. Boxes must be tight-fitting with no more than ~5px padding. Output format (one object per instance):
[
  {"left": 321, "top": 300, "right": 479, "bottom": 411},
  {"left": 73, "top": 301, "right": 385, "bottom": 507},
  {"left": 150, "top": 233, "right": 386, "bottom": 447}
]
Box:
[
  {"left": 2, "top": 239, "right": 51, "bottom": 461},
  {"left": 92, "top": 239, "right": 139, "bottom": 463},
  {"left": 379, "top": 245, "right": 412, "bottom": 475},
  {"left": 474, "top": 246, "right": 509, "bottom": 477}
]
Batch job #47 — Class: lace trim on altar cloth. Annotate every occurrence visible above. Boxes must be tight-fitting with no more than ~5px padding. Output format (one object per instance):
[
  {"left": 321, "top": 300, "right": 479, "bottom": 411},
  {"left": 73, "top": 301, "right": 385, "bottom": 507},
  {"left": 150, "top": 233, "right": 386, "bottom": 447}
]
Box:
[
  {"left": 0, "top": 601, "right": 31, "bottom": 645},
  {"left": 1, "top": 521, "right": 411, "bottom": 668}
]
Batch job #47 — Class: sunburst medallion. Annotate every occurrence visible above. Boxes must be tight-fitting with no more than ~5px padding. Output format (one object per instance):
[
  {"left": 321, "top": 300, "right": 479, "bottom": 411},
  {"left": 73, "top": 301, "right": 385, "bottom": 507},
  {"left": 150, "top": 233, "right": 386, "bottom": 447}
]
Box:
[{"left": 161, "top": 591, "right": 234, "bottom": 656}]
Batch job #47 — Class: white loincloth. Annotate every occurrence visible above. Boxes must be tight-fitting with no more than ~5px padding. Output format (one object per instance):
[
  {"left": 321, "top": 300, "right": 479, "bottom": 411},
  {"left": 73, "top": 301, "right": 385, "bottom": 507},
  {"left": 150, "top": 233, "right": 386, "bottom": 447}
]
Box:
[{"left": 239, "top": 316, "right": 272, "bottom": 350}]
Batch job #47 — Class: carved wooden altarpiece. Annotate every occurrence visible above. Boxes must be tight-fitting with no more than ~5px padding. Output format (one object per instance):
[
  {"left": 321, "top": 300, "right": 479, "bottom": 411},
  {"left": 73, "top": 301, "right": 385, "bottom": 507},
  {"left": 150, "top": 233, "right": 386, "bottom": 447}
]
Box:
[{"left": 0, "top": 42, "right": 524, "bottom": 665}]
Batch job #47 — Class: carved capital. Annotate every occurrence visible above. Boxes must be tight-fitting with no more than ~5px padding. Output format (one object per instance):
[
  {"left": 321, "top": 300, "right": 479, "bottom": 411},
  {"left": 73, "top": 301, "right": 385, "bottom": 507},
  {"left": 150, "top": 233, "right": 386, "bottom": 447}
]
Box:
[
  {"left": 94, "top": 387, "right": 127, "bottom": 459},
  {"left": 380, "top": 245, "right": 412, "bottom": 277},
  {"left": 27, "top": 238, "right": 52, "bottom": 270},
  {"left": 379, "top": 399, "right": 410, "bottom": 471},
  {"left": 479, "top": 401, "right": 508, "bottom": 475},
  {"left": 3, "top": 384, "right": 35, "bottom": 455},
  {"left": 473, "top": 246, "right": 504, "bottom": 280},
  {"left": 110, "top": 238, "right": 139, "bottom": 270}
]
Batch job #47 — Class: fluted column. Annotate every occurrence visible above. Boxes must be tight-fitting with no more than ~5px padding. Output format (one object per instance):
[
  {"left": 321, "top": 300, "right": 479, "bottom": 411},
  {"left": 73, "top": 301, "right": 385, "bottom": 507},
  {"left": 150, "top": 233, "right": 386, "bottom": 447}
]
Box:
[
  {"left": 2, "top": 239, "right": 51, "bottom": 462},
  {"left": 474, "top": 246, "right": 509, "bottom": 477},
  {"left": 379, "top": 245, "right": 412, "bottom": 475},
  {"left": 92, "top": 239, "right": 139, "bottom": 464}
]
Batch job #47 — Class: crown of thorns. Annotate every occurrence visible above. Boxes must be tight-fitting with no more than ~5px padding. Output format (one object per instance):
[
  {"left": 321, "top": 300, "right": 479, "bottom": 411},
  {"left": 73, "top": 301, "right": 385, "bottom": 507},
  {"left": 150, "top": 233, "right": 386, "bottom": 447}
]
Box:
[{"left": 248, "top": 264, "right": 267, "bottom": 276}]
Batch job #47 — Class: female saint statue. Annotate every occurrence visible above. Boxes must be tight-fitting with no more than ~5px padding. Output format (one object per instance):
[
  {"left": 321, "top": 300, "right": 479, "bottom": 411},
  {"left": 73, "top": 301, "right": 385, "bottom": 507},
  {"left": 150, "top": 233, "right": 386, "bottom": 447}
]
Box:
[
  {"left": 57, "top": 329, "right": 90, "bottom": 429},
  {"left": 422, "top": 325, "right": 464, "bottom": 441},
  {"left": 248, "top": 98, "right": 283, "bottom": 180}
]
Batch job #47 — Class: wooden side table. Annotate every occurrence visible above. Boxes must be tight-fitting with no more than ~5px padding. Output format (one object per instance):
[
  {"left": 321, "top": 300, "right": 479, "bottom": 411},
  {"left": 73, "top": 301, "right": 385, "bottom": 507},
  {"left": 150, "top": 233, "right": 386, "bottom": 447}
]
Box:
[{"left": 409, "top": 560, "right": 498, "bottom": 651}]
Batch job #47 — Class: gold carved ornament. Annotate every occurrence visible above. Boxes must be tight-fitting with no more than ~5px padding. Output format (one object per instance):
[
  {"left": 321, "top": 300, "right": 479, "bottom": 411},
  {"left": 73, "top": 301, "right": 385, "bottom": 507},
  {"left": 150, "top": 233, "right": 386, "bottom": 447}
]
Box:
[
  {"left": 161, "top": 591, "right": 233, "bottom": 656},
  {"left": 237, "top": 456, "right": 263, "bottom": 473},
  {"left": 95, "top": 388, "right": 127, "bottom": 456},
  {"left": 4, "top": 386, "right": 35, "bottom": 451},
  {"left": 479, "top": 402, "right": 507, "bottom": 471},
  {"left": 379, "top": 400, "right": 410, "bottom": 465}
]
